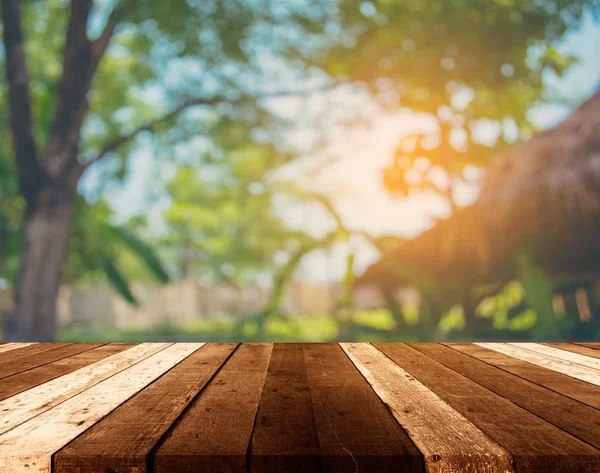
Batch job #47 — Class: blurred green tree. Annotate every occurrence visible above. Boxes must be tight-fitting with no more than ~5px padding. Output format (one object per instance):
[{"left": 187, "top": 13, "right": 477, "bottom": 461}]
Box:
[
  {"left": 0, "top": 0, "right": 332, "bottom": 340},
  {"left": 323, "top": 0, "right": 594, "bottom": 212}
]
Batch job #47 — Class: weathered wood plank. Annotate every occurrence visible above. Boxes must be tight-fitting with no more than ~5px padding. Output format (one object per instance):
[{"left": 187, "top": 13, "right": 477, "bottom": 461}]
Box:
[
  {"left": 248, "top": 344, "right": 320, "bottom": 473},
  {"left": 0, "top": 343, "right": 37, "bottom": 354},
  {"left": 574, "top": 343, "right": 600, "bottom": 350},
  {"left": 0, "top": 343, "right": 100, "bottom": 380},
  {"left": 447, "top": 343, "right": 600, "bottom": 409},
  {"left": 340, "top": 343, "right": 514, "bottom": 473},
  {"left": 477, "top": 343, "right": 600, "bottom": 387},
  {"left": 410, "top": 343, "right": 600, "bottom": 453},
  {"left": 577, "top": 342, "right": 600, "bottom": 349},
  {"left": 153, "top": 343, "right": 273, "bottom": 473},
  {"left": 304, "top": 344, "right": 423, "bottom": 473},
  {"left": 509, "top": 343, "right": 600, "bottom": 371},
  {"left": 0, "top": 343, "right": 72, "bottom": 369},
  {"left": 0, "top": 343, "right": 136, "bottom": 401},
  {"left": 0, "top": 342, "right": 168, "bottom": 435},
  {"left": 543, "top": 343, "right": 600, "bottom": 360},
  {"left": 54, "top": 343, "right": 236, "bottom": 473},
  {"left": 0, "top": 343, "right": 202, "bottom": 473}
]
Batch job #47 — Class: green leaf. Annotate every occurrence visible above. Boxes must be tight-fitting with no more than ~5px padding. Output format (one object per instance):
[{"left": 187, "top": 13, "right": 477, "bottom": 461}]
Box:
[
  {"left": 102, "top": 259, "right": 139, "bottom": 306},
  {"left": 517, "top": 252, "right": 559, "bottom": 339},
  {"left": 110, "top": 227, "right": 170, "bottom": 284}
]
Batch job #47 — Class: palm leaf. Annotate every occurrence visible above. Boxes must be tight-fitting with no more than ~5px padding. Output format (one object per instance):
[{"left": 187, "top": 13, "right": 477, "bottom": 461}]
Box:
[
  {"left": 102, "top": 259, "right": 139, "bottom": 306},
  {"left": 110, "top": 227, "right": 170, "bottom": 284}
]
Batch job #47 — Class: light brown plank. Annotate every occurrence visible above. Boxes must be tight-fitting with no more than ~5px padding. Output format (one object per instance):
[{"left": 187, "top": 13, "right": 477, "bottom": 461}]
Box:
[
  {"left": 509, "top": 343, "right": 600, "bottom": 371},
  {"left": 407, "top": 343, "right": 600, "bottom": 460},
  {"left": 0, "top": 343, "right": 203, "bottom": 473},
  {"left": 153, "top": 343, "right": 273, "bottom": 473},
  {"left": 340, "top": 343, "right": 514, "bottom": 473},
  {"left": 574, "top": 343, "right": 600, "bottom": 350},
  {"left": 477, "top": 343, "right": 600, "bottom": 387},
  {"left": 0, "top": 343, "right": 169, "bottom": 435},
  {"left": 543, "top": 343, "right": 600, "bottom": 360},
  {"left": 0, "top": 343, "right": 37, "bottom": 354},
  {"left": 54, "top": 343, "right": 237, "bottom": 473},
  {"left": 0, "top": 343, "right": 72, "bottom": 369},
  {"left": 0, "top": 343, "right": 136, "bottom": 401},
  {"left": 447, "top": 343, "right": 600, "bottom": 410}
]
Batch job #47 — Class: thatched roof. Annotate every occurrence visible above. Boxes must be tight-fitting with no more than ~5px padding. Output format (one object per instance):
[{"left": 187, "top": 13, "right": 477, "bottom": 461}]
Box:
[{"left": 359, "top": 86, "right": 600, "bottom": 289}]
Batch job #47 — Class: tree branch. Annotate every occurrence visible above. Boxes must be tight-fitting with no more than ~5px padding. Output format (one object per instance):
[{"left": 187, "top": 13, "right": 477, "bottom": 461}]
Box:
[
  {"left": 1, "top": 0, "right": 43, "bottom": 206},
  {"left": 83, "top": 96, "right": 226, "bottom": 169},
  {"left": 44, "top": 0, "right": 95, "bottom": 175},
  {"left": 83, "top": 84, "right": 342, "bottom": 170},
  {"left": 91, "top": 0, "right": 135, "bottom": 66}
]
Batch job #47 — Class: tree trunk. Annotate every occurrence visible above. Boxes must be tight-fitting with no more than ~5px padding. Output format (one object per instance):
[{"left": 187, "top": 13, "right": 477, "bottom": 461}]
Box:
[{"left": 6, "top": 185, "right": 74, "bottom": 341}]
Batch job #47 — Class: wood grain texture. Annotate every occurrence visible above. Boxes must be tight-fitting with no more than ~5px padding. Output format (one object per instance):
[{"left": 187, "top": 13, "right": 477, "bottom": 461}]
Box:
[
  {"left": 0, "top": 342, "right": 168, "bottom": 435},
  {"left": 388, "top": 343, "right": 600, "bottom": 473},
  {"left": 544, "top": 343, "right": 600, "bottom": 359},
  {"left": 0, "top": 343, "right": 72, "bottom": 370},
  {"left": 447, "top": 343, "right": 600, "bottom": 409},
  {"left": 0, "top": 342, "right": 37, "bottom": 354},
  {"left": 0, "top": 343, "right": 100, "bottom": 380},
  {"left": 54, "top": 343, "right": 237, "bottom": 473},
  {"left": 0, "top": 343, "right": 202, "bottom": 473},
  {"left": 0, "top": 343, "right": 136, "bottom": 401},
  {"left": 477, "top": 343, "right": 600, "bottom": 387},
  {"left": 153, "top": 343, "right": 273, "bottom": 473},
  {"left": 303, "top": 343, "right": 423, "bottom": 473},
  {"left": 509, "top": 343, "right": 600, "bottom": 371},
  {"left": 407, "top": 343, "right": 600, "bottom": 458},
  {"left": 574, "top": 343, "right": 600, "bottom": 350},
  {"left": 340, "top": 343, "right": 514, "bottom": 473},
  {"left": 249, "top": 343, "right": 320, "bottom": 473}
]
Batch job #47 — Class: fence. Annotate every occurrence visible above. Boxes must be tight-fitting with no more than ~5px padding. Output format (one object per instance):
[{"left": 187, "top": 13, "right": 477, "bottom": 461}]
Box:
[{"left": 0, "top": 280, "right": 417, "bottom": 330}]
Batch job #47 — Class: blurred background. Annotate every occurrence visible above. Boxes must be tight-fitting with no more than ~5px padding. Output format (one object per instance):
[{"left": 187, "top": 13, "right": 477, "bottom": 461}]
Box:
[{"left": 0, "top": 0, "right": 599, "bottom": 342}]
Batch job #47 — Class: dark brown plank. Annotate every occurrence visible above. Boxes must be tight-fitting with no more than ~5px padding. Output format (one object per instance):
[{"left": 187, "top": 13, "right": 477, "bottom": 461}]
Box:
[
  {"left": 0, "top": 343, "right": 134, "bottom": 401},
  {"left": 376, "top": 343, "right": 600, "bottom": 473},
  {"left": 0, "top": 343, "right": 104, "bottom": 380},
  {"left": 544, "top": 342, "right": 600, "bottom": 359},
  {"left": 0, "top": 343, "right": 71, "bottom": 365},
  {"left": 248, "top": 344, "right": 320, "bottom": 473},
  {"left": 303, "top": 344, "right": 423, "bottom": 473},
  {"left": 153, "top": 343, "right": 273, "bottom": 473},
  {"left": 447, "top": 342, "right": 600, "bottom": 410},
  {"left": 411, "top": 343, "right": 600, "bottom": 450},
  {"left": 54, "top": 343, "right": 237, "bottom": 473}
]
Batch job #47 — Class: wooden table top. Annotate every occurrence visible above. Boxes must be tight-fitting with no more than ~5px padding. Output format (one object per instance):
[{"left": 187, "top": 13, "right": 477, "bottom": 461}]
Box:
[{"left": 0, "top": 342, "right": 599, "bottom": 473}]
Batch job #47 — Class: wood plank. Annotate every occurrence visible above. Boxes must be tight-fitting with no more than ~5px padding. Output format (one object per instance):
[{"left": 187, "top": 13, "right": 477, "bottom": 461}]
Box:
[
  {"left": 0, "top": 343, "right": 202, "bottom": 473},
  {"left": 340, "top": 343, "right": 514, "bottom": 473},
  {"left": 447, "top": 343, "right": 600, "bottom": 410},
  {"left": 54, "top": 343, "right": 237, "bottom": 473},
  {"left": 544, "top": 343, "right": 600, "bottom": 360},
  {"left": 248, "top": 343, "right": 320, "bottom": 473},
  {"left": 0, "top": 343, "right": 136, "bottom": 401},
  {"left": 476, "top": 343, "right": 600, "bottom": 387},
  {"left": 409, "top": 343, "right": 600, "bottom": 452},
  {"left": 509, "top": 343, "right": 600, "bottom": 371},
  {"left": 303, "top": 343, "right": 423, "bottom": 473},
  {"left": 0, "top": 342, "right": 71, "bottom": 367},
  {"left": 385, "top": 343, "right": 600, "bottom": 473},
  {"left": 0, "top": 343, "right": 37, "bottom": 354},
  {"left": 0, "top": 343, "right": 98, "bottom": 380},
  {"left": 0, "top": 343, "right": 168, "bottom": 435},
  {"left": 574, "top": 343, "right": 600, "bottom": 350},
  {"left": 153, "top": 343, "right": 273, "bottom": 473}
]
